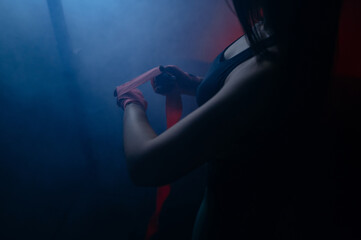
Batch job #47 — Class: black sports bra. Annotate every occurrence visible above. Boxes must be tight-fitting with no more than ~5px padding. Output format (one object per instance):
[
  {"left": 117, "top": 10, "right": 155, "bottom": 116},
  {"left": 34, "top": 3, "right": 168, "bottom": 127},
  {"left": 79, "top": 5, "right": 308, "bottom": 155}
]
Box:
[{"left": 196, "top": 35, "right": 276, "bottom": 106}]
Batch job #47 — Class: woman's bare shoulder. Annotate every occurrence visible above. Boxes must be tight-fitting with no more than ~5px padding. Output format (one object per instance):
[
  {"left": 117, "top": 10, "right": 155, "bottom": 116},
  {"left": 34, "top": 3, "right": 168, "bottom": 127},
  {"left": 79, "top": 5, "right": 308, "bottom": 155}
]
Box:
[{"left": 221, "top": 56, "right": 279, "bottom": 100}]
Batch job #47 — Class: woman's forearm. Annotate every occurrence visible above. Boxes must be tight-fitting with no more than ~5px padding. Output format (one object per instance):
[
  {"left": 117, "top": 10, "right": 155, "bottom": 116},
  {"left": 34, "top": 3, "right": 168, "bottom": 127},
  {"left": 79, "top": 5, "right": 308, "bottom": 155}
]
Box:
[{"left": 123, "top": 103, "right": 157, "bottom": 161}]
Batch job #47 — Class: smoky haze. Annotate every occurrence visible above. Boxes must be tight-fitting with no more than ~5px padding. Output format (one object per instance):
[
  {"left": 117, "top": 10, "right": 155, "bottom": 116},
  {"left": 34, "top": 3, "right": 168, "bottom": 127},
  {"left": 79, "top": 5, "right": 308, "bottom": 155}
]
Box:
[{"left": 0, "top": 0, "right": 241, "bottom": 239}]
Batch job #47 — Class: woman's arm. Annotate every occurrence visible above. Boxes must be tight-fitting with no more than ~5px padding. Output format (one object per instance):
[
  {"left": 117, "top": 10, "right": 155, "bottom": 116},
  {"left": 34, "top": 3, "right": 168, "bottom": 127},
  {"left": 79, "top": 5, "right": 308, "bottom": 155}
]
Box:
[
  {"left": 123, "top": 58, "right": 276, "bottom": 187},
  {"left": 123, "top": 98, "right": 219, "bottom": 186}
]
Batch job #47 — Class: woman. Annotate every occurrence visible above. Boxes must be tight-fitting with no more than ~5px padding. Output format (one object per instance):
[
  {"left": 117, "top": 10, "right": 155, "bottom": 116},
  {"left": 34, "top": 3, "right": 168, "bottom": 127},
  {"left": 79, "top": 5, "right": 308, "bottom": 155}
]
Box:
[{"left": 116, "top": 0, "right": 343, "bottom": 239}]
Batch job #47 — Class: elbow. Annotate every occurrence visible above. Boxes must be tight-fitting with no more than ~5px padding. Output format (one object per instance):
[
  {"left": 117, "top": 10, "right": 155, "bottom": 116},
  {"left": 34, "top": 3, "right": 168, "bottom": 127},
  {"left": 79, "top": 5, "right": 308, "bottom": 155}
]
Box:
[
  {"left": 128, "top": 166, "right": 167, "bottom": 187},
  {"left": 125, "top": 143, "right": 185, "bottom": 187},
  {"left": 126, "top": 154, "right": 167, "bottom": 187},
  {"left": 128, "top": 171, "right": 149, "bottom": 187},
  {"left": 128, "top": 166, "right": 155, "bottom": 187}
]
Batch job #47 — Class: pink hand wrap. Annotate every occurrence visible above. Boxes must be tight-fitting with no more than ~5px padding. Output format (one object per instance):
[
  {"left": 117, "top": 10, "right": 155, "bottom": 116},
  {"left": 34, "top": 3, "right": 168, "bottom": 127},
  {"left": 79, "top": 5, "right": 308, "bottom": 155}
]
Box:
[
  {"left": 114, "top": 66, "right": 183, "bottom": 240},
  {"left": 114, "top": 67, "right": 163, "bottom": 110},
  {"left": 115, "top": 88, "right": 148, "bottom": 111},
  {"left": 115, "top": 67, "right": 162, "bottom": 96}
]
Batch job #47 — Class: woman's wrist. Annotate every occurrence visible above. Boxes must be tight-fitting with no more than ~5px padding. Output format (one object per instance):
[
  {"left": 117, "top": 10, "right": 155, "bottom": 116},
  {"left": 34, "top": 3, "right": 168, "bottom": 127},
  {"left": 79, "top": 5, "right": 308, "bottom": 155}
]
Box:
[{"left": 124, "top": 101, "right": 146, "bottom": 111}]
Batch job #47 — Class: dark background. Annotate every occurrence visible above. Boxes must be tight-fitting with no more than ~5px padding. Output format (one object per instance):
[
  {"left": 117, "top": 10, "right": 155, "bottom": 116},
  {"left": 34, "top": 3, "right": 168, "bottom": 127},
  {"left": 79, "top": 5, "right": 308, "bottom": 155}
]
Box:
[{"left": 0, "top": 0, "right": 242, "bottom": 239}]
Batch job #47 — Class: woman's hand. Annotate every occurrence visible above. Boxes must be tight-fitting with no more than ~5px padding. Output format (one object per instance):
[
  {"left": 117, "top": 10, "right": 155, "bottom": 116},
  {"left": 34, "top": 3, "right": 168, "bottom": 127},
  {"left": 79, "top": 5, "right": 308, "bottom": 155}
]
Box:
[
  {"left": 151, "top": 65, "right": 202, "bottom": 96},
  {"left": 114, "top": 88, "right": 148, "bottom": 111}
]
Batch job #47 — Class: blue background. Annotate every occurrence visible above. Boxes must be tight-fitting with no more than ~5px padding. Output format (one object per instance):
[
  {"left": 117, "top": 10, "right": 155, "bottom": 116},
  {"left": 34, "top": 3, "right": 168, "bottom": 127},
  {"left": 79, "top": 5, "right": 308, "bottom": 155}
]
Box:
[{"left": 0, "top": 0, "right": 241, "bottom": 239}]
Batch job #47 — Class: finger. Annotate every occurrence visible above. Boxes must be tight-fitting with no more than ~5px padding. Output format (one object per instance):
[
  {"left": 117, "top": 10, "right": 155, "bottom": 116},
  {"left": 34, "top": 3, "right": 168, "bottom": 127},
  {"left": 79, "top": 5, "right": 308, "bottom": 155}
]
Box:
[
  {"left": 152, "top": 72, "right": 177, "bottom": 95},
  {"left": 154, "top": 86, "right": 163, "bottom": 94},
  {"left": 159, "top": 65, "right": 165, "bottom": 72},
  {"left": 154, "top": 72, "right": 175, "bottom": 85},
  {"left": 164, "top": 65, "right": 182, "bottom": 75},
  {"left": 154, "top": 86, "right": 166, "bottom": 95}
]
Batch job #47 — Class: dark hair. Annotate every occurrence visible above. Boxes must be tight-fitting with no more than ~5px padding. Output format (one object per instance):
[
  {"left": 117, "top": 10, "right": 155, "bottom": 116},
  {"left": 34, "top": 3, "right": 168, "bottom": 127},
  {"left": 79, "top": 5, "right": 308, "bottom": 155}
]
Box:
[
  {"left": 232, "top": 0, "right": 265, "bottom": 55},
  {"left": 232, "top": 0, "right": 342, "bottom": 93},
  {"left": 232, "top": 0, "right": 342, "bottom": 62}
]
